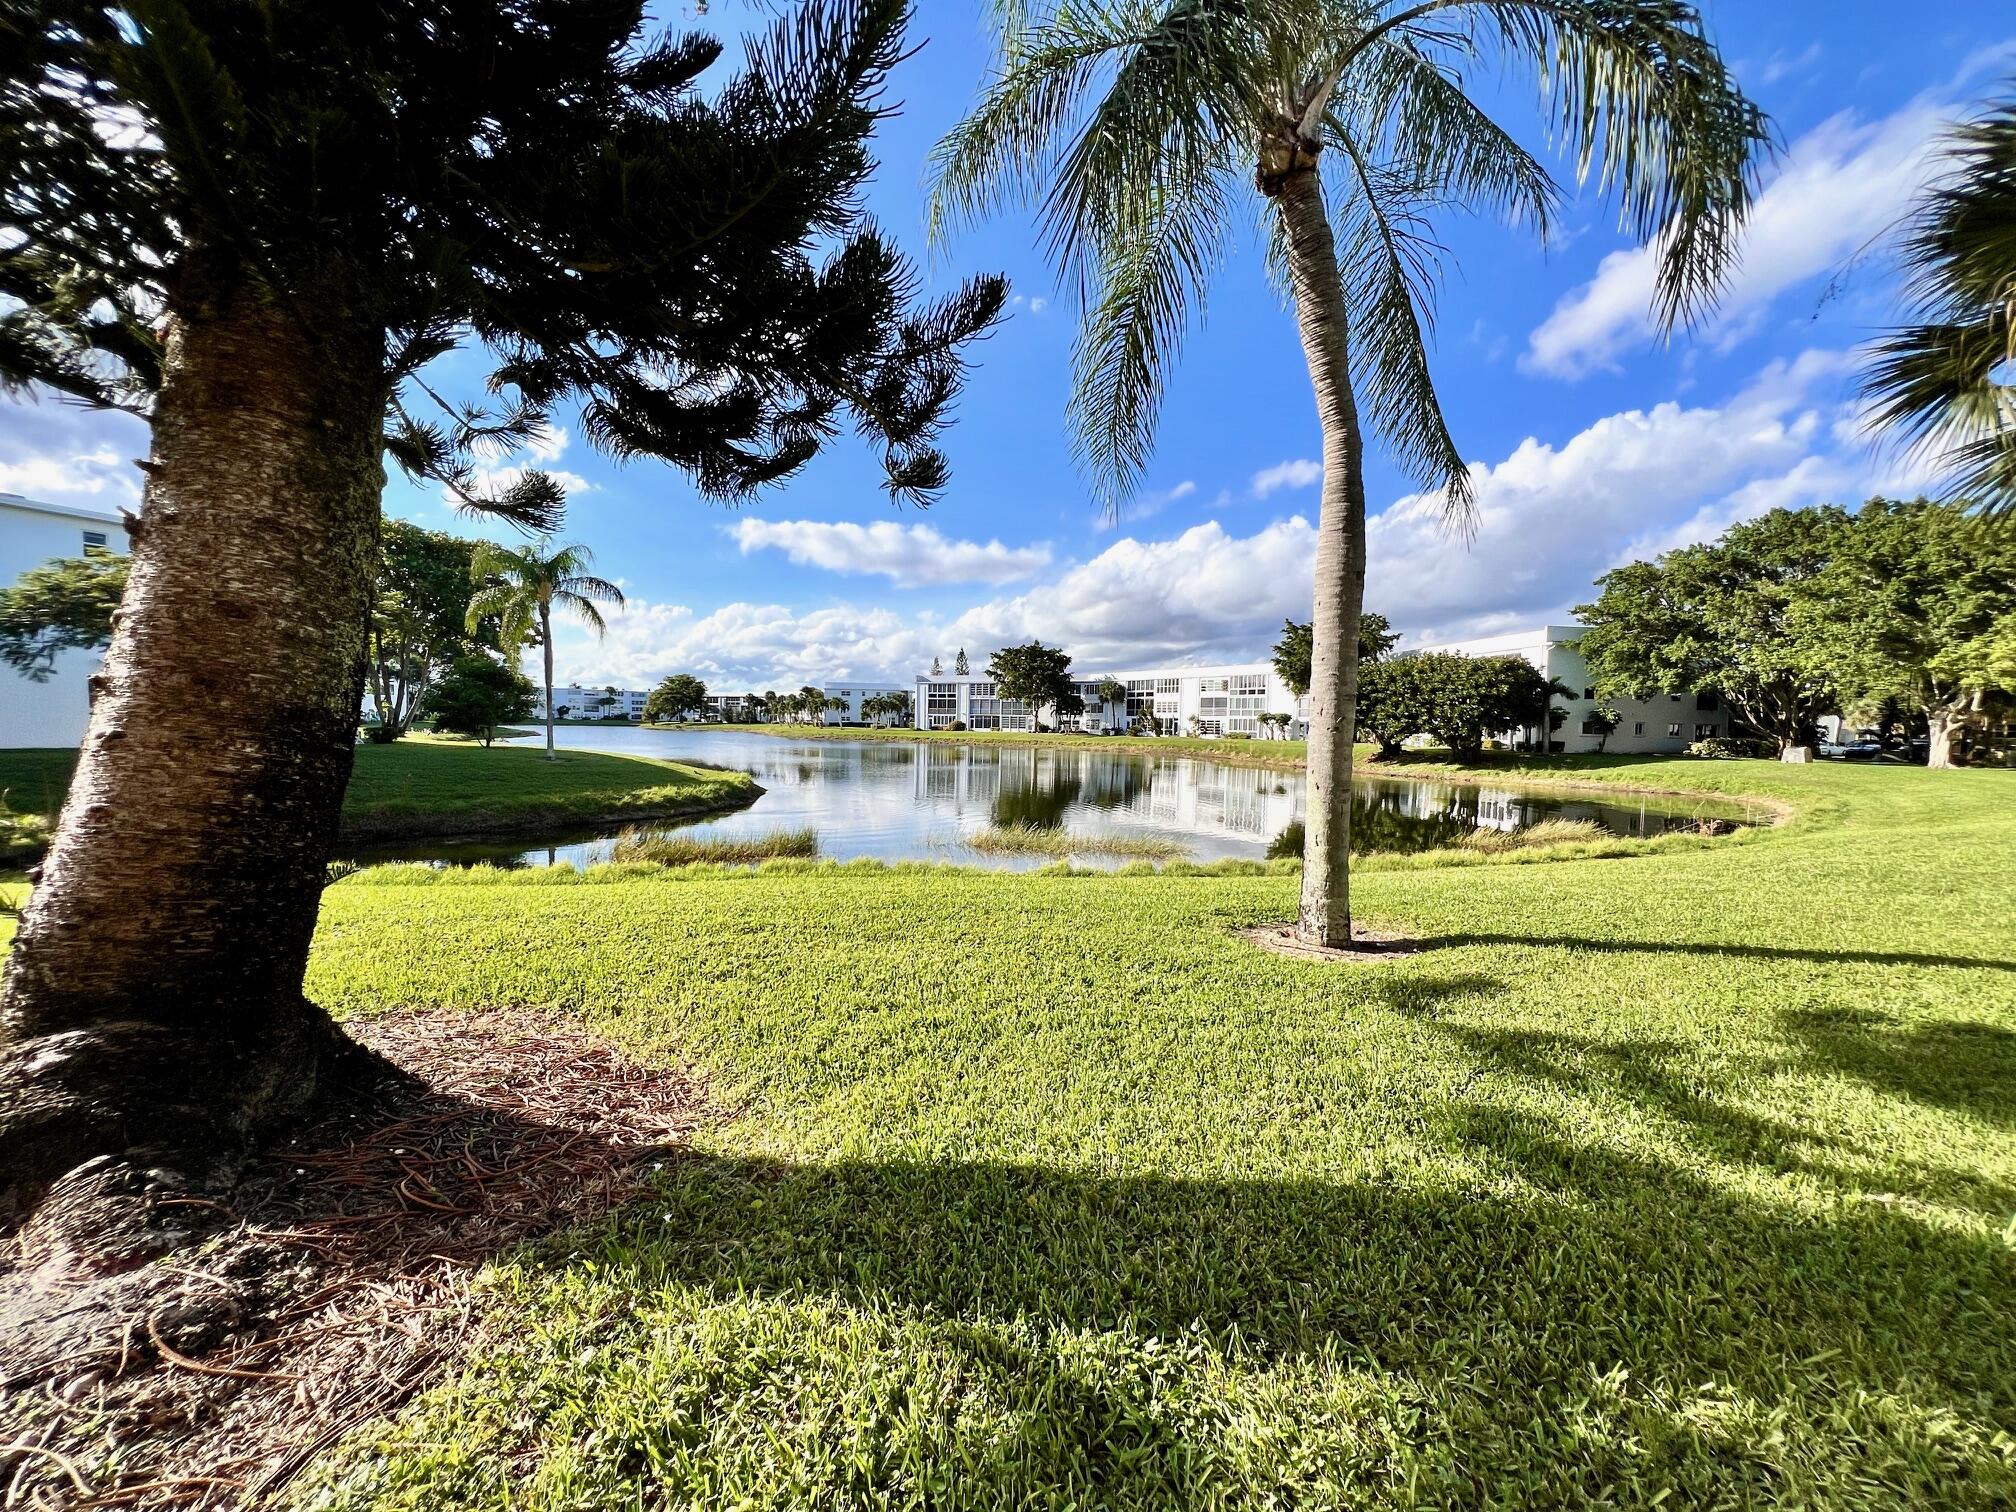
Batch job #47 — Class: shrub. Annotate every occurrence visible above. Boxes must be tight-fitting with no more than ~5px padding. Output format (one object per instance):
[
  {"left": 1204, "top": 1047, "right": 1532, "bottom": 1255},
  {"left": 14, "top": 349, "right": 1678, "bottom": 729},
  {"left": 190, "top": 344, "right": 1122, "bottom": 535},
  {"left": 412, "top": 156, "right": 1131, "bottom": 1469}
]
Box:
[
  {"left": 1688, "top": 736, "right": 1773, "bottom": 760},
  {"left": 947, "top": 720, "right": 967, "bottom": 731},
  {"left": 1224, "top": 731, "right": 1253, "bottom": 740}
]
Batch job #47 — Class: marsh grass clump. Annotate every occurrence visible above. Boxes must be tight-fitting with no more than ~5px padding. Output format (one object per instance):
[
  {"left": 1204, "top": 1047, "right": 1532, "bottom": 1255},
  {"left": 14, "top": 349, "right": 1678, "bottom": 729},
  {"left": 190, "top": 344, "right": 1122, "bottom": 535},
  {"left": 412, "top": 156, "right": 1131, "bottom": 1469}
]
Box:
[
  {"left": 610, "top": 826, "right": 818, "bottom": 867},
  {"left": 1457, "top": 817, "right": 1611, "bottom": 853},
  {"left": 967, "top": 824, "right": 1187, "bottom": 860}
]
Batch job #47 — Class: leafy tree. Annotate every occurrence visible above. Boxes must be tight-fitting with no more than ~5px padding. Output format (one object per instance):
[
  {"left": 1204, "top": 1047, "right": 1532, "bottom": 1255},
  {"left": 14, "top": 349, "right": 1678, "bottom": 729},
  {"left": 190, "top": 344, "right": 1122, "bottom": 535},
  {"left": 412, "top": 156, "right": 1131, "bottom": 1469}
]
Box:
[
  {"left": 932, "top": 0, "right": 1763, "bottom": 949},
  {"left": 645, "top": 673, "right": 709, "bottom": 724},
  {"left": 0, "top": 551, "right": 129, "bottom": 681},
  {"left": 419, "top": 656, "right": 535, "bottom": 747},
  {"left": 467, "top": 541, "right": 622, "bottom": 761},
  {"left": 986, "top": 641, "right": 1080, "bottom": 730},
  {"left": 1576, "top": 508, "right": 1846, "bottom": 760},
  {"left": 1805, "top": 498, "right": 2016, "bottom": 767},
  {"left": 1272, "top": 612, "right": 1397, "bottom": 698},
  {"left": 1862, "top": 92, "right": 2016, "bottom": 516},
  {"left": 1356, "top": 653, "right": 1549, "bottom": 760},
  {"left": 0, "top": 0, "right": 1004, "bottom": 1227},
  {"left": 364, "top": 521, "right": 487, "bottom": 742}
]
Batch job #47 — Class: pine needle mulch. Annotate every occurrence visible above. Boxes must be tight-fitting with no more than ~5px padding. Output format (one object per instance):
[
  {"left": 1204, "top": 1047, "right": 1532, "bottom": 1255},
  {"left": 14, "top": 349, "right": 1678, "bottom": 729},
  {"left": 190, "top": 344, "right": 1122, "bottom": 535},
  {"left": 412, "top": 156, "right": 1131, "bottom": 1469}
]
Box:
[{"left": 0, "top": 1010, "right": 719, "bottom": 1509}]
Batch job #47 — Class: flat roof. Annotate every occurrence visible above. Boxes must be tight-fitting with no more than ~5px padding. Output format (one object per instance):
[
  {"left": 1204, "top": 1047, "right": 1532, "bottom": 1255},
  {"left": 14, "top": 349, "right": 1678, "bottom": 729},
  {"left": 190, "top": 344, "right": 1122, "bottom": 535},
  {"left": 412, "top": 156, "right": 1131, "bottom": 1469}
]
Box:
[{"left": 0, "top": 492, "right": 128, "bottom": 526}]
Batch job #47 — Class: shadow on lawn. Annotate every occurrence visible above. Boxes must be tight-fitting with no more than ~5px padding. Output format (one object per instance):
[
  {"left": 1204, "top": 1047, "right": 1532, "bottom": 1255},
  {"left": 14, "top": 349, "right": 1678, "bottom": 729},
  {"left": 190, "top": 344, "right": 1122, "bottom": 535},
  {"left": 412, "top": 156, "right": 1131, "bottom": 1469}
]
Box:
[
  {"left": 1412, "top": 930, "right": 2016, "bottom": 973},
  {"left": 490, "top": 1121, "right": 2013, "bottom": 1504},
  {"left": 1779, "top": 1006, "right": 2016, "bottom": 1129}
]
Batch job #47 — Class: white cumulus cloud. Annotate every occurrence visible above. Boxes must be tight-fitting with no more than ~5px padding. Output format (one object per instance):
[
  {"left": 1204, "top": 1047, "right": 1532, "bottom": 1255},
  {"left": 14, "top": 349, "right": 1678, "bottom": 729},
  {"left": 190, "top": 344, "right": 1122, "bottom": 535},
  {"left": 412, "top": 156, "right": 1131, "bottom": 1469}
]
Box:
[
  {"left": 0, "top": 396, "right": 148, "bottom": 503},
  {"left": 1524, "top": 93, "right": 1961, "bottom": 378},
  {"left": 731, "top": 518, "right": 1052, "bottom": 587},
  {"left": 1250, "top": 459, "right": 1321, "bottom": 498}
]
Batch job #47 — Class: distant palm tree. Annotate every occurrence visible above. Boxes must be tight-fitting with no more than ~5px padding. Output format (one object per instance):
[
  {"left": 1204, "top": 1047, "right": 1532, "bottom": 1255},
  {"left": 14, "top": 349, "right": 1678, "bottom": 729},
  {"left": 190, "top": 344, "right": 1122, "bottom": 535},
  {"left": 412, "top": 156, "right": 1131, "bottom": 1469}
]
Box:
[
  {"left": 467, "top": 541, "right": 624, "bottom": 760},
  {"left": 1863, "top": 90, "right": 2016, "bottom": 516},
  {"left": 932, "top": 0, "right": 1766, "bottom": 946}
]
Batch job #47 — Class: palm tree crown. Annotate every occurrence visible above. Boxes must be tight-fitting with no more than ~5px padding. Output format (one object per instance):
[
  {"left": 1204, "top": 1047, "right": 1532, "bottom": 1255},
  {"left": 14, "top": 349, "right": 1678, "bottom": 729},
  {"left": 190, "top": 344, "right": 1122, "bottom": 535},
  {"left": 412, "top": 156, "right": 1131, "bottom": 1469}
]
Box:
[
  {"left": 468, "top": 540, "right": 625, "bottom": 757},
  {"left": 1862, "top": 89, "right": 2016, "bottom": 515}
]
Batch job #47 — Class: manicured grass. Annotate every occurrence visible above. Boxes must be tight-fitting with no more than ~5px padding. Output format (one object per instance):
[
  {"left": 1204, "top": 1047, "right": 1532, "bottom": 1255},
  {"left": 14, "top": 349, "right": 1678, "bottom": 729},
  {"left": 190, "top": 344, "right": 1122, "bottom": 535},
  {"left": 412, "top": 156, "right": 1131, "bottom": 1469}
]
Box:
[
  {"left": 660, "top": 720, "right": 1316, "bottom": 771},
  {"left": 966, "top": 822, "right": 1189, "bottom": 859},
  {"left": 0, "top": 739, "right": 757, "bottom": 847},
  {"left": 281, "top": 755, "right": 2016, "bottom": 1509}
]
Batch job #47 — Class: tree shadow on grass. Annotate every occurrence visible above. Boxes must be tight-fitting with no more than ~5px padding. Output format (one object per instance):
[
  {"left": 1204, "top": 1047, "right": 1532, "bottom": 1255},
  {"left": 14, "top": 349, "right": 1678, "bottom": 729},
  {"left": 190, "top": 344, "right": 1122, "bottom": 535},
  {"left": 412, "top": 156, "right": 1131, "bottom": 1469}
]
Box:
[
  {"left": 1435, "top": 1020, "right": 2016, "bottom": 1215},
  {"left": 1778, "top": 1007, "right": 2016, "bottom": 1129},
  {"left": 422, "top": 1126, "right": 2016, "bottom": 1508},
  {"left": 1412, "top": 931, "right": 2016, "bottom": 974}
]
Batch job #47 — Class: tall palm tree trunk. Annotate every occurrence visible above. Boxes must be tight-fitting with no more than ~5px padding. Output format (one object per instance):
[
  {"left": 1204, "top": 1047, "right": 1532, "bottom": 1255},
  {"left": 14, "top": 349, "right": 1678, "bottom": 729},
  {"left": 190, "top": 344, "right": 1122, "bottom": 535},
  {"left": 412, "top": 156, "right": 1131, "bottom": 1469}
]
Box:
[
  {"left": 540, "top": 601, "right": 557, "bottom": 760},
  {"left": 1267, "top": 140, "right": 1369, "bottom": 949},
  {"left": 0, "top": 265, "right": 386, "bottom": 1221}
]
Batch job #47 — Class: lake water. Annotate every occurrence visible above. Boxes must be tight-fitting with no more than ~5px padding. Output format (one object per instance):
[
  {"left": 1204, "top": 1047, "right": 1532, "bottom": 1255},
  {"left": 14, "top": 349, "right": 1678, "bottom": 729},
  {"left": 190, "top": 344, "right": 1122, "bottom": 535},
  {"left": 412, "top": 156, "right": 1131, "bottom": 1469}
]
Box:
[{"left": 343, "top": 726, "right": 1749, "bottom": 871}]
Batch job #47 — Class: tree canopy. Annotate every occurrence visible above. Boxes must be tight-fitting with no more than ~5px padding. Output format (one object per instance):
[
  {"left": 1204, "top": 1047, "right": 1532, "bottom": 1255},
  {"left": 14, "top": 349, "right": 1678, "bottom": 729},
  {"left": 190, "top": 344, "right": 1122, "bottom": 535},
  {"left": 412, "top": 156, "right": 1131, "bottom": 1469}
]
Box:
[
  {"left": 419, "top": 656, "right": 535, "bottom": 747},
  {"left": 1271, "top": 613, "right": 1398, "bottom": 698},
  {"left": 0, "top": 551, "right": 128, "bottom": 681},
  {"left": 645, "top": 674, "right": 709, "bottom": 723},
  {"left": 1357, "top": 653, "right": 1553, "bottom": 761},
  {"left": 2, "top": 1, "right": 1007, "bottom": 517},
  {"left": 365, "top": 521, "right": 491, "bottom": 739},
  {"left": 986, "top": 642, "right": 1081, "bottom": 728}
]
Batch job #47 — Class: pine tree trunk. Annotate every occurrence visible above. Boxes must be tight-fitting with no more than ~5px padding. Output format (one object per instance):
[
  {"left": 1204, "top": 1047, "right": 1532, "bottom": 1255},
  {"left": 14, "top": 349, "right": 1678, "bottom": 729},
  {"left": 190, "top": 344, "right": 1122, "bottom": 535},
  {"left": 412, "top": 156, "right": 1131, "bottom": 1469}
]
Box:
[
  {"left": 1266, "top": 139, "right": 1369, "bottom": 949},
  {"left": 0, "top": 266, "right": 386, "bottom": 1224}
]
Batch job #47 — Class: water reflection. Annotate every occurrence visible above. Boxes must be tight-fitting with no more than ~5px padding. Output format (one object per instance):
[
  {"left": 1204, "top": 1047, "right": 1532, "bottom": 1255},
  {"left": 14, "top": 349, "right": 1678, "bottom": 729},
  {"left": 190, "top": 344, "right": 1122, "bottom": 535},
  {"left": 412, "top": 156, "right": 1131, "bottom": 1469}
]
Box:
[{"left": 340, "top": 727, "right": 1751, "bottom": 871}]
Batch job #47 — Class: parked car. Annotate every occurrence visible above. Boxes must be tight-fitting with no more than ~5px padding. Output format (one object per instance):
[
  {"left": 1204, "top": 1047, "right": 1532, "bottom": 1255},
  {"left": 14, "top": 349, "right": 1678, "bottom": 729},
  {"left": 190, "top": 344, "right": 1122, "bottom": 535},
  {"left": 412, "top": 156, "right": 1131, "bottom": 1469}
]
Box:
[{"left": 1818, "top": 737, "right": 1881, "bottom": 759}]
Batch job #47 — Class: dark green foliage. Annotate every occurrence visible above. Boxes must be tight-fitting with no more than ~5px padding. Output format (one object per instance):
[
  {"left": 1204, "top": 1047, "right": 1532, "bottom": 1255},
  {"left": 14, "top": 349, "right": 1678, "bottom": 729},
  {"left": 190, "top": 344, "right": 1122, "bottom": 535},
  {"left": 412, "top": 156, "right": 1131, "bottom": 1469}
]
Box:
[
  {"left": 1577, "top": 507, "right": 1847, "bottom": 752},
  {"left": 645, "top": 675, "right": 709, "bottom": 724},
  {"left": 367, "top": 521, "right": 490, "bottom": 738},
  {"left": 985, "top": 642, "right": 1080, "bottom": 729},
  {"left": 1804, "top": 498, "right": 2016, "bottom": 725},
  {"left": 419, "top": 657, "right": 535, "bottom": 747},
  {"left": 1357, "top": 653, "right": 1552, "bottom": 760},
  {"left": 1270, "top": 612, "right": 1398, "bottom": 699},
  {"left": 0, "top": 551, "right": 128, "bottom": 681},
  {"left": 1, "top": 0, "right": 1006, "bottom": 509}
]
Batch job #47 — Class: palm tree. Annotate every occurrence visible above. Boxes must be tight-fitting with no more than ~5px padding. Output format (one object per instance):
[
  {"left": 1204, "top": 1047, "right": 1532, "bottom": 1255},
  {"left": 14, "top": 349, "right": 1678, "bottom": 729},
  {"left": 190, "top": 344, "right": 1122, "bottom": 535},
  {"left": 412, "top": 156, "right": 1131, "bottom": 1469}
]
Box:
[
  {"left": 932, "top": 0, "right": 1766, "bottom": 947},
  {"left": 467, "top": 541, "right": 624, "bottom": 760},
  {"left": 1863, "top": 90, "right": 2016, "bottom": 517}
]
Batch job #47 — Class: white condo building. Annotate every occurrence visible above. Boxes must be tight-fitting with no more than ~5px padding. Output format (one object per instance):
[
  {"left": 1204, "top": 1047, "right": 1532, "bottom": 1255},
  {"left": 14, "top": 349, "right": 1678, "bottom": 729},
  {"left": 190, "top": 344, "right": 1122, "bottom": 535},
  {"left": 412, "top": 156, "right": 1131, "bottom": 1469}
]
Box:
[
  {"left": 1, "top": 493, "right": 132, "bottom": 749},
  {"left": 915, "top": 661, "right": 1304, "bottom": 737},
  {"left": 1405, "top": 624, "right": 1729, "bottom": 754},
  {"left": 699, "top": 683, "right": 904, "bottom": 725},
  {"left": 531, "top": 683, "right": 650, "bottom": 721}
]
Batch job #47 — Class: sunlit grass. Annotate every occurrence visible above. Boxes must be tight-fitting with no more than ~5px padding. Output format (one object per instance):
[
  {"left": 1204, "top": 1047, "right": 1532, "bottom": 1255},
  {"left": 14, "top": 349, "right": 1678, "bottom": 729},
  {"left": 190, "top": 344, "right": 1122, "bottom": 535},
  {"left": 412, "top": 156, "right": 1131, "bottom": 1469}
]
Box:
[{"left": 1455, "top": 816, "right": 1610, "bottom": 852}]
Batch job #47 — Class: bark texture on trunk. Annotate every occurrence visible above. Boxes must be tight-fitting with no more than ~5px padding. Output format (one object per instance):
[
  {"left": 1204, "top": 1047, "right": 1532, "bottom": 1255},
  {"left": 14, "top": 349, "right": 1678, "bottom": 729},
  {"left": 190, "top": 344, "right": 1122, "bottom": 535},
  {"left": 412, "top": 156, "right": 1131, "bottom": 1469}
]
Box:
[
  {"left": 0, "top": 266, "right": 386, "bottom": 1222},
  {"left": 1925, "top": 704, "right": 1964, "bottom": 769},
  {"left": 1266, "top": 137, "right": 1369, "bottom": 949}
]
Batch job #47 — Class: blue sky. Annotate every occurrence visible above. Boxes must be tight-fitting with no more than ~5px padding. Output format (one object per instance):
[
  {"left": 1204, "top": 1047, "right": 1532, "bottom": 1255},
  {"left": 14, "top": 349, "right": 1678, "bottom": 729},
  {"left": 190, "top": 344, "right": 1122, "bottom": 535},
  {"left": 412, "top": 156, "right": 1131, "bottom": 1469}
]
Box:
[{"left": 4, "top": 2, "right": 2012, "bottom": 690}]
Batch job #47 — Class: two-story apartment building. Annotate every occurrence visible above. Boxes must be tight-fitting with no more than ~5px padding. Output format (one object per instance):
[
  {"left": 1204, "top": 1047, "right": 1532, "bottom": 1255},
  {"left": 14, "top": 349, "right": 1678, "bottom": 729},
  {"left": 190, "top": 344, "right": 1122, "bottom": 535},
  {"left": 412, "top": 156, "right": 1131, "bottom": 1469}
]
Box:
[
  {"left": 915, "top": 661, "right": 1304, "bottom": 737},
  {"left": 1, "top": 492, "right": 132, "bottom": 748}
]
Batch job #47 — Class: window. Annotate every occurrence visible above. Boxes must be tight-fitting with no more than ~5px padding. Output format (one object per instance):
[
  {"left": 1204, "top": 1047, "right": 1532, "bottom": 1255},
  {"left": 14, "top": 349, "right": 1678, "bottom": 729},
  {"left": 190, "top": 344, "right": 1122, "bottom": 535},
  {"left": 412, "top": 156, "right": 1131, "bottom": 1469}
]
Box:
[
  {"left": 1580, "top": 718, "right": 1608, "bottom": 735},
  {"left": 1582, "top": 686, "right": 1595, "bottom": 701},
  {"left": 1666, "top": 722, "right": 1682, "bottom": 738},
  {"left": 82, "top": 529, "right": 108, "bottom": 553},
  {"left": 1696, "top": 723, "right": 1717, "bottom": 740},
  {"left": 1695, "top": 690, "right": 1719, "bottom": 711},
  {"left": 1155, "top": 678, "right": 1180, "bottom": 694},
  {"left": 1634, "top": 722, "right": 1645, "bottom": 736}
]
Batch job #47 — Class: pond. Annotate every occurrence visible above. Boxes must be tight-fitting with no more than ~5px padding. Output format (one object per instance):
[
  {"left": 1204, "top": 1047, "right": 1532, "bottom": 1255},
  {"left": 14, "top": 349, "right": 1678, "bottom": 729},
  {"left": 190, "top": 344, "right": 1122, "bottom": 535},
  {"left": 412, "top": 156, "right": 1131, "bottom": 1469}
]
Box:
[{"left": 342, "top": 726, "right": 1755, "bottom": 872}]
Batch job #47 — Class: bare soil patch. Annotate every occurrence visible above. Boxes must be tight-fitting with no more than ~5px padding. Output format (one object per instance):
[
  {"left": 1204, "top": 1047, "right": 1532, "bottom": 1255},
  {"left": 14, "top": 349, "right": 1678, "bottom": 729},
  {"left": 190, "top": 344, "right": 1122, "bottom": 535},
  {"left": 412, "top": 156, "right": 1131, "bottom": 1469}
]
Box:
[
  {"left": 0, "top": 1010, "right": 719, "bottom": 1509},
  {"left": 1238, "top": 923, "right": 1424, "bottom": 964}
]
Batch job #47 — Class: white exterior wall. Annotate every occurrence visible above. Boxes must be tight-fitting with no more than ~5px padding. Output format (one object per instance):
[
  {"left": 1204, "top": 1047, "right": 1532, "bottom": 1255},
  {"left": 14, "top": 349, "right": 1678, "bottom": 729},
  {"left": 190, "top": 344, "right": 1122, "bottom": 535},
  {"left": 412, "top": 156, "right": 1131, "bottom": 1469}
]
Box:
[
  {"left": 534, "top": 684, "right": 649, "bottom": 720},
  {"left": 914, "top": 661, "right": 1305, "bottom": 738},
  {"left": 1407, "top": 623, "right": 1729, "bottom": 754},
  {"left": 691, "top": 685, "right": 904, "bottom": 724},
  {"left": 0, "top": 494, "right": 131, "bottom": 749}
]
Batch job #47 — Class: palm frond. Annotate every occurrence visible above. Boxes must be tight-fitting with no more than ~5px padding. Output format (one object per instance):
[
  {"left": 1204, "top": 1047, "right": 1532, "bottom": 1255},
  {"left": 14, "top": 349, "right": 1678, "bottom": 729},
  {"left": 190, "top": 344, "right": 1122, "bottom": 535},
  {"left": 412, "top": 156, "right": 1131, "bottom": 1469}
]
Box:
[
  {"left": 555, "top": 593, "right": 610, "bottom": 638},
  {"left": 1328, "top": 130, "right": 1474, "bottom": 524},
  {"left": 1069, "top": 134, "right": 1242, "bottom": 508}
]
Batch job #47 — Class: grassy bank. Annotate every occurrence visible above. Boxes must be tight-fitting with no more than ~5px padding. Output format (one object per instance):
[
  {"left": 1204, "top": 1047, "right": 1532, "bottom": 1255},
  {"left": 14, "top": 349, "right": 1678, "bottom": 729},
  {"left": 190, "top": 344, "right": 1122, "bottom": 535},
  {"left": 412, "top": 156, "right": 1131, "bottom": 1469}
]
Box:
[
  {"left": 0, "top": 738, "right": 758, "bottom": 850},
  {"left": 655, "top": 720, "right": 1317, "bottom": 771},
  {"left": 275, "top": 755, "right": 2016, "bottom": 1509}
]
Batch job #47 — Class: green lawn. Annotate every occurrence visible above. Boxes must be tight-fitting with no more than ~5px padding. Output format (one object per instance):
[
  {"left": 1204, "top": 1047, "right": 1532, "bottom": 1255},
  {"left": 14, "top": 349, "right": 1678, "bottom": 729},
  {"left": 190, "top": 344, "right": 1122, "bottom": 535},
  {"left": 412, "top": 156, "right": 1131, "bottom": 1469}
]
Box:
[
  {"left": 661, "top": 720, "right": 1316, "bottom": 770},
  {"left": 277, "top": 756, "right": 2016, "bottom": 1509},
  {"left": 0, "top": 737, "right": 756, "bottom": 846}
]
